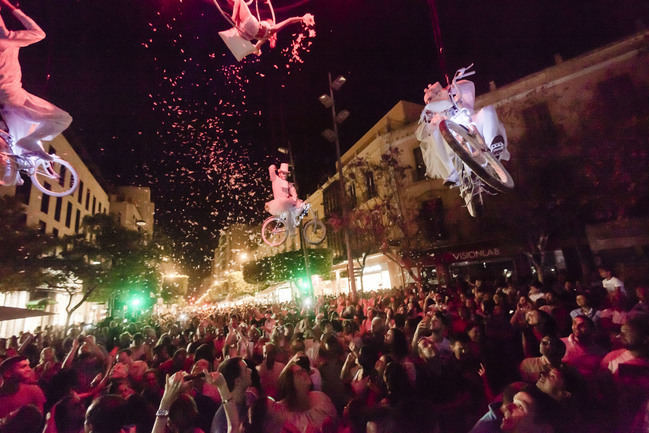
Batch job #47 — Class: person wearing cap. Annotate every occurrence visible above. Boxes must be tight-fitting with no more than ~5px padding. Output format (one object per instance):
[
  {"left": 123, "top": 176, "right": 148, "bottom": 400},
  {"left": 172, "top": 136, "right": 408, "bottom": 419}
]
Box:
[
  {"left": 266, "top": 162, "right": 305, "bottom": 229},
  {"left": 0, "top": 0, "right": 72, "bottom": 160},
  {"left": 0, "top": 355, "right": 46, "bottom": 418}
]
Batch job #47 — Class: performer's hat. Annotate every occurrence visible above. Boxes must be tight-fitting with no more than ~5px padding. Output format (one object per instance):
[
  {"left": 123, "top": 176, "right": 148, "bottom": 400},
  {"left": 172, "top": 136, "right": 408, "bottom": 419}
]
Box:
[{"left": 278, "top": 163, "right": 290, "bottom": 173}]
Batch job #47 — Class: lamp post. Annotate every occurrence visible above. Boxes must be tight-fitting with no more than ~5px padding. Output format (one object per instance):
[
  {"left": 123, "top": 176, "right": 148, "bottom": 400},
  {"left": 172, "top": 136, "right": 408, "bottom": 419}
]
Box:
[{"left": 319, "top": 73, "right": 357, "bottom": 300}]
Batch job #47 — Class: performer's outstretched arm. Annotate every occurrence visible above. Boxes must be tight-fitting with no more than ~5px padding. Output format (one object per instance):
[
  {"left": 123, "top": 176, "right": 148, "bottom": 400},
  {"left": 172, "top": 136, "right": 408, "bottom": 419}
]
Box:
[
  {"left": 268, "top": 164, "right": 277, "bottom": 182},
  {"left": 0, "top": 0, "right": 45, "bottom": 48},
  {"left": 271, "top": 13, "right": 313, "bottom": 33}
]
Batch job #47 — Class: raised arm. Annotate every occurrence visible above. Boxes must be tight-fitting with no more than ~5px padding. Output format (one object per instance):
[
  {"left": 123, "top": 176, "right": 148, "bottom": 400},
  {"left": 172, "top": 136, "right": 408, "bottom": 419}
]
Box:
[
  {"left": 0, "top": 1, "right": 46, "bottom": 48},
  {"left": 268, "top": 164, "right": 277, "bottom": 182},
  {"left": 207, "top": 371, "right": 242, "bottom": 433}
]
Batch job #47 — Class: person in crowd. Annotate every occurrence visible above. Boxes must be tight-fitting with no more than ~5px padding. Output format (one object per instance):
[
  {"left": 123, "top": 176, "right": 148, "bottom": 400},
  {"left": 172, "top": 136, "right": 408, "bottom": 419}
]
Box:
[
  {"left": 560, "top": 315, "right": 606, "bottom": 378},
  {"left": 266, "top": 355, "right": 338, "bottom": 433},
  {"left": 256, "top": 343, "right": 284, "bottom": 399},
  {"left": 209, "top": 357, "right": 253, "bottom": 433},
  {"left": 0, "top": 355, "right": 46, "bottom": 417},
  {"left": 519, "top": 335, "right": 566, "bottom": 383},
  {"left": 84, "top": 394, "right": 127, "bottom": 433},
  {"left": 569, "top": 293, "right": 598, "bottom": 322},
  {"left": 598, "top": 265, "right": 627, "bottom": 303}
]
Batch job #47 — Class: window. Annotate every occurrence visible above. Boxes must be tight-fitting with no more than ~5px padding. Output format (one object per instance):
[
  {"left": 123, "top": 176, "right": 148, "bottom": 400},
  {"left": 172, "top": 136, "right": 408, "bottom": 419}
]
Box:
[
  {"left": 323, "top": 180, "right": 342, "bottom": 216},
  {"left": 92, "top": 196, "right": 96, "bottom": 214},
  {"left": 98, "top": 202, "right": 102, "bottom": 213},
  {"left": 65, "top": 202, "right": 72, "bottom": 227},
  {"left": 15, "top": 176, "right": 31, "bottom": 204},
  {"left": 597, "top": 74, "right": 635, "bottom": 118},
  {"left": 40, "top": 186, "right": 51, "bottom": 213},
  {"left": 58, "top": 164, "right": 66, "bottom": 187},
  {"left": 54, "top": 197, "right": 62, "bottom": 221},
  {"left": 52, "top": 228, "right": 59, "bottom": 237},
  {"left": 413, "top": 147, "right": 427, "bottom": 181},
  {"left": 85, "top": 190, "right": 90, "bottom": 210},
  {"left": 347, "top": 182, "right": 357, "bottom": 208},
  {"left": 365, "top": 171, "right": 377, "bottom": 198},
  {"left": 522, "top": 103, "right": 558, "bottom": 147},
  {"left": 75, "top": 209, "right": 81, "bottom": 232},
  {"left": 77, "top": 181, "right": 84, "bottom": 203},
  {"left": 48, "top": 146, "right": 56, "bottom": 157},
  {"left": 38, "top": 220, "right": 46, "bottom": 233}
]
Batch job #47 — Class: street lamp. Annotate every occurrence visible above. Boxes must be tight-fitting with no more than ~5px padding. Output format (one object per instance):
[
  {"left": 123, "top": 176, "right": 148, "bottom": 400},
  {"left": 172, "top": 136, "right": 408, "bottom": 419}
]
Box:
[{"left": 319, "top": 73, "right": 358, "bottom": 299}]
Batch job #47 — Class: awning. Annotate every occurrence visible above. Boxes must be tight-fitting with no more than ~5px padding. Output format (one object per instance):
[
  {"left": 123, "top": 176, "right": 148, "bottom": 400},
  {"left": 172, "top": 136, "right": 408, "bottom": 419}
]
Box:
[{"left": 0, "top": 306, "right": 56, "bottom": 321}]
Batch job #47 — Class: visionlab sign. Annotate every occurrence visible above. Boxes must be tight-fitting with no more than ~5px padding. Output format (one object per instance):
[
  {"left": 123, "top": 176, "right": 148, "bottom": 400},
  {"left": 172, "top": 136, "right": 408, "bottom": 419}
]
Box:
[{"left": 441, "top": 247, "right": 504, "bottom": 264}]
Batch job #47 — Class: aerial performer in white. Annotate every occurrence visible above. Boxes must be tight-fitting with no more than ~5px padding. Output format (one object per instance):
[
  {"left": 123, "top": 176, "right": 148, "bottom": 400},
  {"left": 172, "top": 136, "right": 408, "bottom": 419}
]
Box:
[
  {"left": 0, "top": 0, "right": 72, "bottom": 160},
  {"left": 265, "top": 162, "right": 305, "bottom": 230},
  {"left": 415, "top": 64, "right": 510, "bottom": 187},
  {"left": 214, "top": 0, "right": 314, "bottom": 61}
]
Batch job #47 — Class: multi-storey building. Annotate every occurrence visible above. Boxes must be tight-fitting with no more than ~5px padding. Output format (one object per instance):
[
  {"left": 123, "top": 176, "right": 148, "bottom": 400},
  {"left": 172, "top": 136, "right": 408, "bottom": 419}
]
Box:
[{"left": 1, "top": 135, "right": 158, "bottom": 336}]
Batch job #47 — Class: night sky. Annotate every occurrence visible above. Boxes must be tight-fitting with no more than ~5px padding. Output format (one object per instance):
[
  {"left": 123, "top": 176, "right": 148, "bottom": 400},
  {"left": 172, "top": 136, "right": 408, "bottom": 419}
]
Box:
[{"left": 12, "top": 0, "right": 649, "bottom": 279}]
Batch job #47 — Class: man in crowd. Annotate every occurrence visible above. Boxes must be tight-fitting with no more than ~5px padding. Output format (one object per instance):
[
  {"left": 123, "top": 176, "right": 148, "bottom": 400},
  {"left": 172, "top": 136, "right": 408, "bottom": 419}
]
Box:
[
  {"left": 0, "top": 355, "right": 46, "bottom": 417},
  {"left": 561, "top": 315, "right": 606, "bottom": 378}
]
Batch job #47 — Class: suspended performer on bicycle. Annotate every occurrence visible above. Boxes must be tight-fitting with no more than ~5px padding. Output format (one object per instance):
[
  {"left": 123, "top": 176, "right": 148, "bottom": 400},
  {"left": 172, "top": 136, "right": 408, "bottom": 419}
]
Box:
[
  {"left": 265, "top": 162, "right": 305, "bottom": 230},
  {"left": 217, "top": 0, "right": 314, "bottom": 61},
  {"left": 0, "top": 0, "right": 72, "bottom": 161},
  {"left": 415, "top": 65, "right": 510, "bottom": 187}
]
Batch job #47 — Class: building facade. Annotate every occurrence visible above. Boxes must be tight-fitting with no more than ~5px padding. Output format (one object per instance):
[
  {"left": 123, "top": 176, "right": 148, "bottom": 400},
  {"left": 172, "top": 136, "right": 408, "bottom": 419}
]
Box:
[
  {"left": 308, "top": 30, "right": 649, "bottom": 295},
  {"left": 1, "top": 136, "right": 159, "bottom": 336}
]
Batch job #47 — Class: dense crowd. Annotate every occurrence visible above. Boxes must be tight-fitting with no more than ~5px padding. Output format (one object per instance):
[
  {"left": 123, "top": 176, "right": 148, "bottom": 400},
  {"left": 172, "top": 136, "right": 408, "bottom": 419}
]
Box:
[{"left": 1, "top": 265, "right": 649, "bottom": 433}]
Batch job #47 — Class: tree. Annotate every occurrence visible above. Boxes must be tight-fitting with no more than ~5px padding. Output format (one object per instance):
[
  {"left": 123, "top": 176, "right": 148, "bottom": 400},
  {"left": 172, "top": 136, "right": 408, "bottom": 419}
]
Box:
[
  {"left": 0, "top": 195, "right": 55, "bottom": 291},
  {"left": 243, "top": 248, "right": 333, "bottom": 285},
  {"left": 44, "top": 213, "right": 158, "bottom": 330},
  {"left": 330, "top": 147, "right": 429, "bottom": 289}
]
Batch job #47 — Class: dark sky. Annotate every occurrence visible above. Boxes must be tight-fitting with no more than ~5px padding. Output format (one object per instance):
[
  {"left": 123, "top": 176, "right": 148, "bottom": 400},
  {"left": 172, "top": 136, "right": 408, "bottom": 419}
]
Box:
[{"left": 13, "top": 0, "right": 649, "bottom": 279}]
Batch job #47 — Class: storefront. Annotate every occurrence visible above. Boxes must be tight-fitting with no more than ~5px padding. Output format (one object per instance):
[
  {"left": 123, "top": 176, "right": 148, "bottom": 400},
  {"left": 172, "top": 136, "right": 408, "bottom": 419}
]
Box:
[{"left": 423, "top": 242, "right": 526, "bottom": 286}]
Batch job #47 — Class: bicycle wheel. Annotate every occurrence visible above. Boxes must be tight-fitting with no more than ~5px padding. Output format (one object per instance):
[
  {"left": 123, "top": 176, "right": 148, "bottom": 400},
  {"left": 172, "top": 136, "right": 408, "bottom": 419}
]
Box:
[
  {"left": 31, "top": 157, "right": 80, "bottom": 197},
  {"left": 439, "top": 120, "right": 514, "bottom": 192},
  {"left": 302, "top": 219, "right": 326, "bottom": 245},
  {"left": 261, "top": 217, "right": 288, "bottom": 247}
]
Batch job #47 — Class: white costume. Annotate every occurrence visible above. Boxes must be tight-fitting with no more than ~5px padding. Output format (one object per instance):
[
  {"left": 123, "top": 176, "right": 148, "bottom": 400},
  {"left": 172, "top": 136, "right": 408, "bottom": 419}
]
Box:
[
  {"left": 265, "top": 163, "right": 303, "bottom": 225},
  {"left": 415, "top": 72, "right": 509, "bottom": 184},
  {"left": 0, "top": 8, "right": 72, "bottom": 157}
]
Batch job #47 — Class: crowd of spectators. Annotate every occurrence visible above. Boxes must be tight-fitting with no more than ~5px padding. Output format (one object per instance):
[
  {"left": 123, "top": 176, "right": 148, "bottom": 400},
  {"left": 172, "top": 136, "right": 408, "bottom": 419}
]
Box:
[{"left": 0, "top": 265, "right": 648, "bottom": 433}]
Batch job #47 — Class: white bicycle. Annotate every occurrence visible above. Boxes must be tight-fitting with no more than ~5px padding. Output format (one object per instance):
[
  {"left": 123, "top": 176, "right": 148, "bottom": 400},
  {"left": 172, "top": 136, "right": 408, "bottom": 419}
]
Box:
[
  {"left": 436, "top": 68, "right": 514, "bottom": 217},
  {"left": 261, "top": 203, "right": 327, "bottom": 247},
  {"left": 0, "top": 129, "right": 79, "bottom": 197}
]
